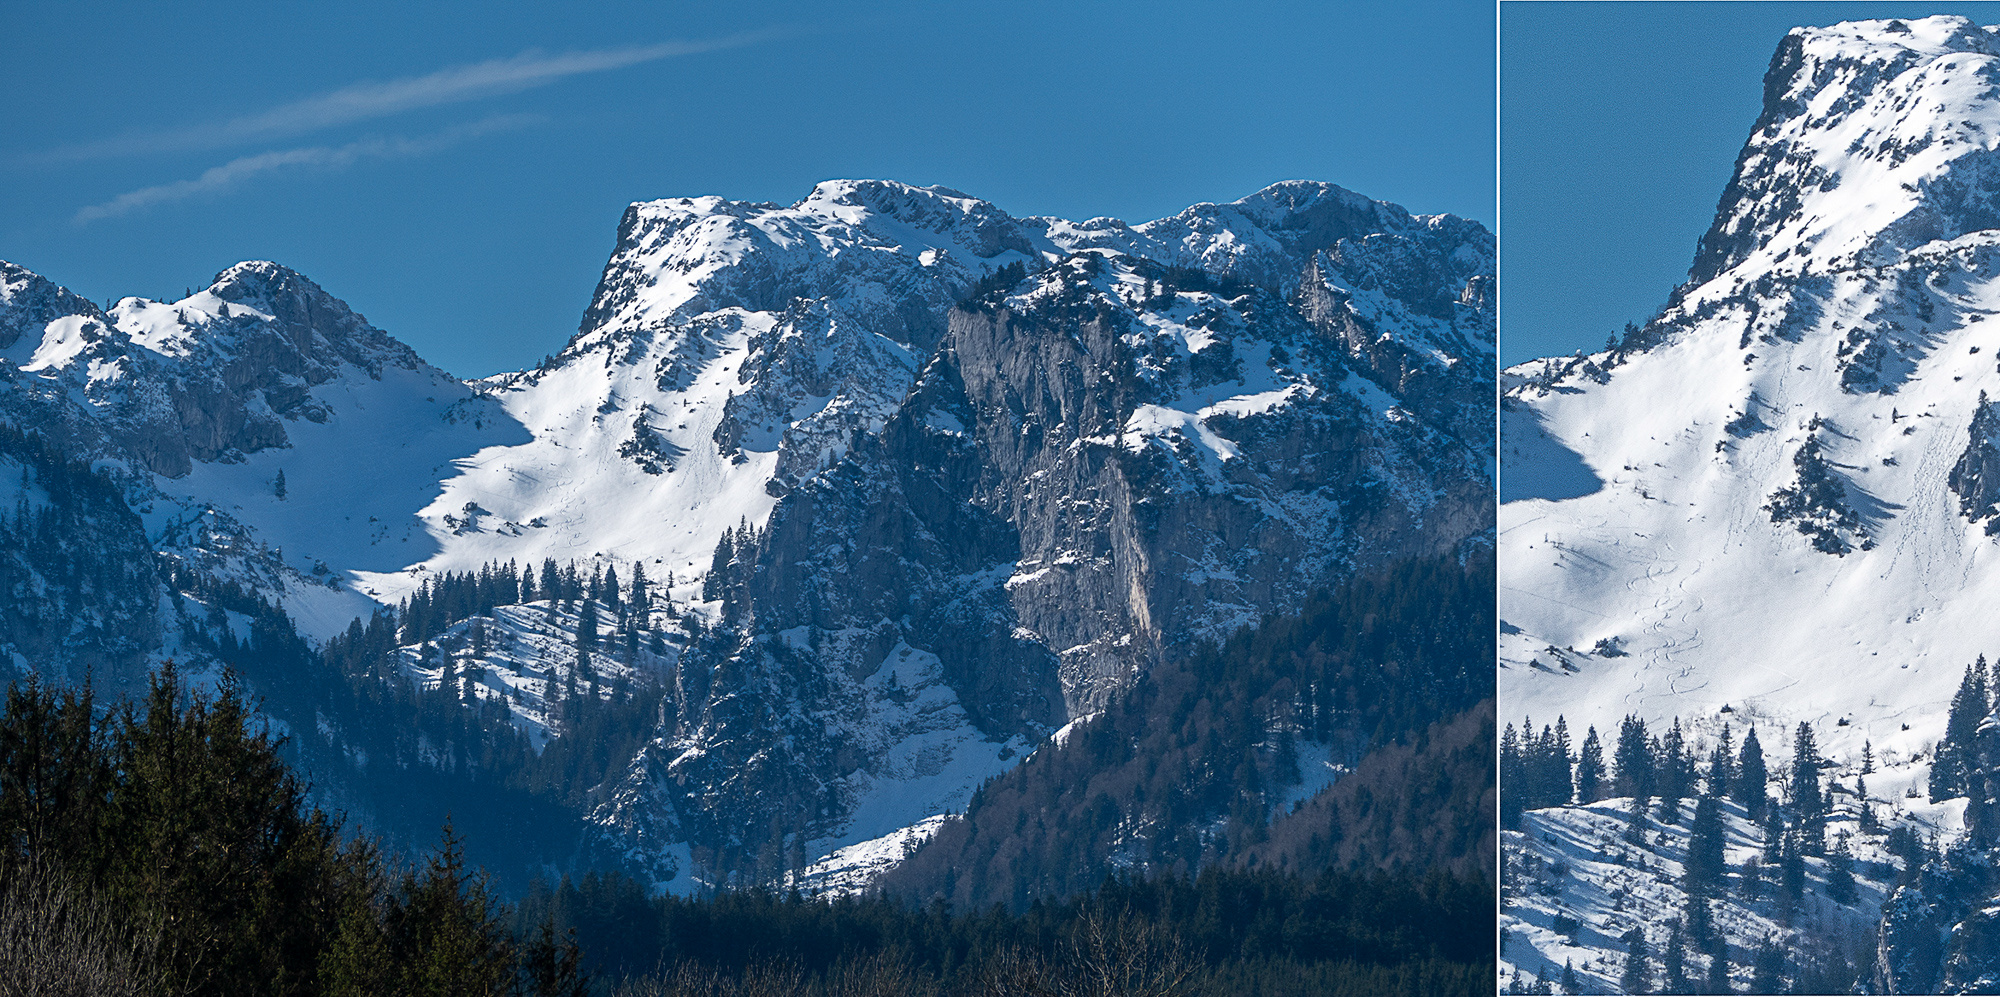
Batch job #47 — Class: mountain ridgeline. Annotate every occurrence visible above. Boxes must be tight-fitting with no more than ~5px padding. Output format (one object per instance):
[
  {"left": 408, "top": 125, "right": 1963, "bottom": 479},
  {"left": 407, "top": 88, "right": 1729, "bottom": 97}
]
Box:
[{"left": 0, "top": 178, "right": 1492, "bottom": 899}]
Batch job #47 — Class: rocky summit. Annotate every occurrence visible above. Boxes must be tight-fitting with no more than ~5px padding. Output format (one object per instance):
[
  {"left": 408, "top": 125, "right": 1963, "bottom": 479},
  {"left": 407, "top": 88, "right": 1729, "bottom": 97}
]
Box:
[{"left": 0, "top": 178, "right": 1491, "bottom": 891}]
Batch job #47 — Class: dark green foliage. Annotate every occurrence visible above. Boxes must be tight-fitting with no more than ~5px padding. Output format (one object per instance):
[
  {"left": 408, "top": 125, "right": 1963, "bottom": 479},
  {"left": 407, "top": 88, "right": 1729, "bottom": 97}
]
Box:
[
  {"left": 1826, "top": 833, "right": 1858, "bottom": 905},
  {"left": 1780, "top": 835, "right": 1806, "bottom": 903},
  {"left": 1735, "top": 726, "right": 1769, "bottom": 819},
  {"left": 1657, "top": 718, "right": 1694, "bottom": 807},
  {"left": 885, "top": 557, "right": 1493, "bottom": 908},
  {"left": 1765, "top": 433, "right": 1865, "bottom": 555},
  {"left": 1621, "top": 926, "right": 1651, "bottom": 994},
  {"left": 1749, "top": 937, "right": 1784, "bottom": 994},
  {"left": 1575, "top": 725, "right": 1606, "bottom": 804},
  {"left": 1708, "top": 723, "right": 1735, "bottom": 800},
  {"left": 0, "top": 424, "right": 163, "bottom": 691},
  {"left": 1685, "top": 794, "right": 1726, "bottom": 894},
  {"left": 0, "top": 663, "right": 590, "bottom": 997},
  {"left": 1500, "top": 715, "right": 1573, "bottom": 826},
  {"left": 961, "top": 261, "right": 1028, "bottom": 307},
  {"left": 1661, "top": 918, "right": 1688, "bottom": 994},
  {"left": 522, "top": 864, "right": 1490, "bottom": 997},
  {"left": 1614, "top": 715, "right": 1655, "bottom": 801},
  {"left": 1706, "top": 936, "right": 1732, "bottom": 994},
  {"left": 1240, "top": 704, "right": 1494, "bottom": 878},
  {"left": 1932, "top": 658, "right": 1989, "bottom": 802},
  {"left": 1790, "top": 723, "right": 1826, "bottom": 844}
]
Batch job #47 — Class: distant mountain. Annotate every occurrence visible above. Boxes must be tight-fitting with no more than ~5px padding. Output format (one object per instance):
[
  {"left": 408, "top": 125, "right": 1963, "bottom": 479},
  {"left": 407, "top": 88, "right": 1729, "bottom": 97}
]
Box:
[{"left": 0, "top": 178, "right": 1492, "bottom": 893}]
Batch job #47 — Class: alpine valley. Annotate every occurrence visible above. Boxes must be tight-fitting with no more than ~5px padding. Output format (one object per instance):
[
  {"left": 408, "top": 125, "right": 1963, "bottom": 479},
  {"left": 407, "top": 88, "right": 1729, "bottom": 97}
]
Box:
[
  {"left": 1500, "top": 16, "right": 2000, "bottom": 995},
  {"left": 0, "top": 178, "right": 1494, "bottom": 908}
]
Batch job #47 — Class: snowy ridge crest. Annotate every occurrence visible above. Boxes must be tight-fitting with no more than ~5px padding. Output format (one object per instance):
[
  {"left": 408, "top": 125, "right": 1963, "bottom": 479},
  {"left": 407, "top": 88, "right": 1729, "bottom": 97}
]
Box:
[{"left": 1688, "top": 16, "right": 2000, "bottom": 301}]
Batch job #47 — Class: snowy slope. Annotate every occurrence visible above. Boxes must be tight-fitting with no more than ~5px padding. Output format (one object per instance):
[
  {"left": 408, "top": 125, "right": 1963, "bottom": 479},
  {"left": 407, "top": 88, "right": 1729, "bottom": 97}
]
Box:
[
  {"left": 1503, "top": 14, "right": 2000, "bottom": 805},
  {"left": 1501, "top": 16, "right": 2000, "bottom": 991}
]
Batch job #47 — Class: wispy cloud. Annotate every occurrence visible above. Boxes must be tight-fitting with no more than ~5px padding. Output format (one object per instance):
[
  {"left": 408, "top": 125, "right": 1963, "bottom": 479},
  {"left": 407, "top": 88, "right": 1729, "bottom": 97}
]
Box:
[
  {"left": 74, "top": 114, "right": 538, "bottom": 223},
  {"left": 40, "top": 29, "right": 784, "bottom": 163}
]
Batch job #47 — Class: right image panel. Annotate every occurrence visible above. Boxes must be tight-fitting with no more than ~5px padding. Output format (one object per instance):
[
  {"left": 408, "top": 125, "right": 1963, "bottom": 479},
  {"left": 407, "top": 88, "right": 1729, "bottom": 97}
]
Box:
[{"left": 1501, "top": 6, "right": 2000, "bottom": 994}]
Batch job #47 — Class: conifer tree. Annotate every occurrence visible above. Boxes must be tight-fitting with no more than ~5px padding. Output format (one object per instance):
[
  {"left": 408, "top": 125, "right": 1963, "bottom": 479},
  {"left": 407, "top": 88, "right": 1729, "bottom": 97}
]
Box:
[
  {"left": 385, "top": 821, "right": 515, "bottom": 996},
  {"left": 1709, "top": 723, "right": 1736, "bottom": 799},
  {"left": 1791, "top": 723, "right": 1826, "bottom": 843},
  {"left": 1826, "top": 832, "right": 1858, "bottom": 904},
  {"left": 540, "top": 560, "right": 562, "bottom": 605},
  {"left": 1501, "top": 723, "right": 1526, "bottom": 827},
  {"left": 1622, "top": 927, "right": 1652, "bottom": 995},
  {"left": 1662, "top": 918, "right": 1689, "bottom": 994},
  {"left": 1561, "top": 959, "right": 1579, "bottom": 995},
  {"left": 1615, "top": 715, "right": 1655, "bottom": 800},
  {"left": 1685, "top": 793, "right": 1726, "bottom": 893},
  {"left": 1735, "top": 726, "right": 1769, "bottom": 818},
  {"left": 1659, "top": 718, "right": 1693, "bottom": 807},
  {"left": 274, "top": 469, "right": 287, "bottom": 500},
  {"left": 1780, "top": 834, "right": 1805, "bottom": 903},
  {"left": 629, "top": 561, "right": 649, "bottom": 622},
  {"left": 1547, "top": 717, "right": 1575, "bottom": 807},
  {"left": 1707, "top": 936, "right": 1733, "bottom": 994},
  {"left": 1576, "top": 726, "right": 1606, "bottom": 803},
  {"left": 1935, "top": 658, "right": 1989, "bottom": 801},
  {"left": 1750, "top": 937, "right": 1785, "bottom": 994},
  {"left": 575, "top": 601, "right": 597, "bottom": 653}
]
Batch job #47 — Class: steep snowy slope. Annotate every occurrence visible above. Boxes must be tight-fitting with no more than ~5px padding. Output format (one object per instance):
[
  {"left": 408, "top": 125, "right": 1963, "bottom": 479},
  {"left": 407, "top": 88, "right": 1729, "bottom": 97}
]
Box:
[
  {"left": 1500, "top": 16, "right": 2000, "bottom": 990},
  {"left": 1504, "top": 13, "right": 2000, "bottom": 802}
]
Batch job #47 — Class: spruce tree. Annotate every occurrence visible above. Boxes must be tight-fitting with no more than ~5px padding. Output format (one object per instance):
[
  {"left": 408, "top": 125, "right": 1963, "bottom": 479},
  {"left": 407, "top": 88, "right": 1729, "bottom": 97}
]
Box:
[
  {"left": 1622, "top": 927, "right": 1652, "bottom": 995},
  {"left": 273, "top": 469, "right": 287, "bottom": 500},
  {"left": 1561, "top": 959, "right": 1579, "bottom": 995},
  {"left": 1934, "top": 659, "right": 1989, "bottom": 801},
  {"left": 1709, "top": 723, "right": 1736, "bottom": 799},
  {"left": 629, "top": 561, "right": 649, "bottom": 621},
  {"left": 1549, "top": 717, "right": 1576, "bottom": 806},
  {"left": 1706, "top": 935, "right": 1733, "bottom": 994},
  {"left": 1736, "top": 726, "right": 1769, "bottom": 818},
  {"left": 1662, "top": 918, "right": 1689, "bottom": 994},
  {"left": 1791, "top": 723, "right": 1825, "bottom": 843},
  {"left": 1659, "top": 718, "right": 1693, "bottom": 806},
  {"left": 1685, "top": 793, "right": 1726, "bottom": 893},
  {"left": 1615, "top": 714, "right": 1655, "bottom": 800},
  {"left": 385, "top": 821, "right": 514, "bottom": 996},
  {"left": 575, "top": 601, "right": 597, "bottom": 652},
  {"left": 1501, "top": 723, "right": 1526, "bottom": 827},
  {"left": 1780, "top": 833, "right": 1805, "bottom": 903},
  {"left": 1826, "top": 832, "right": 1858, "bottom": 904},
  {"left": 1750, "top": 936, "right": 1785, "bottom": 994},
  {"left": 1576, "top": 726, "right": 1606, "bottom": 803}
]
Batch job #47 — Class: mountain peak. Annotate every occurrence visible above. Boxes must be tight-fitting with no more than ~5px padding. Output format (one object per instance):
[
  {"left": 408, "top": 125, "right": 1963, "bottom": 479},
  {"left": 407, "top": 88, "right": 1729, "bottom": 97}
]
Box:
[
  {"left": 0, "top": 260, "right": 102, "bottom": 353},
  {"left": 1685, "top": 16, "right": 2000, "bottom": 295}
]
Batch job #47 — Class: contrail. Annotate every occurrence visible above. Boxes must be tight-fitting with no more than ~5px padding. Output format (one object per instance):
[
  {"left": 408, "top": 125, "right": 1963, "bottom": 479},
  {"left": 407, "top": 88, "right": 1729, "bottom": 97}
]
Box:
[
  {"left": 74, "top": 114, "right": 538, "bottom": 223},
  {"left": 38, "top": 29, "right": 786, "bottom": 163}
]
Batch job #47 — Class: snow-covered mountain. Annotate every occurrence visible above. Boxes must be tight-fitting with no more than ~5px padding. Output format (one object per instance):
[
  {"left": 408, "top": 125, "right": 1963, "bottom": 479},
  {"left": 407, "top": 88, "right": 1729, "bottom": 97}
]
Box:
[
  {"left": 1500, "top": 16, "right": 2000, "bottom": 991},
  {"left": 0, "top": 178, "right": 1491, "bottom": 892}
]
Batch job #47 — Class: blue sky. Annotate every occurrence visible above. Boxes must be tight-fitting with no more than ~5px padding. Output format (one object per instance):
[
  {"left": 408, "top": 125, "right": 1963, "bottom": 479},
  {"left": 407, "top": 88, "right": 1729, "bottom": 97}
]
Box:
[
  {"left": 2, "top": 1, "right": 1494, "bottom": 378},
  {"left": 1501, "top": 1, "right": 2000, "bottom": 368}
]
